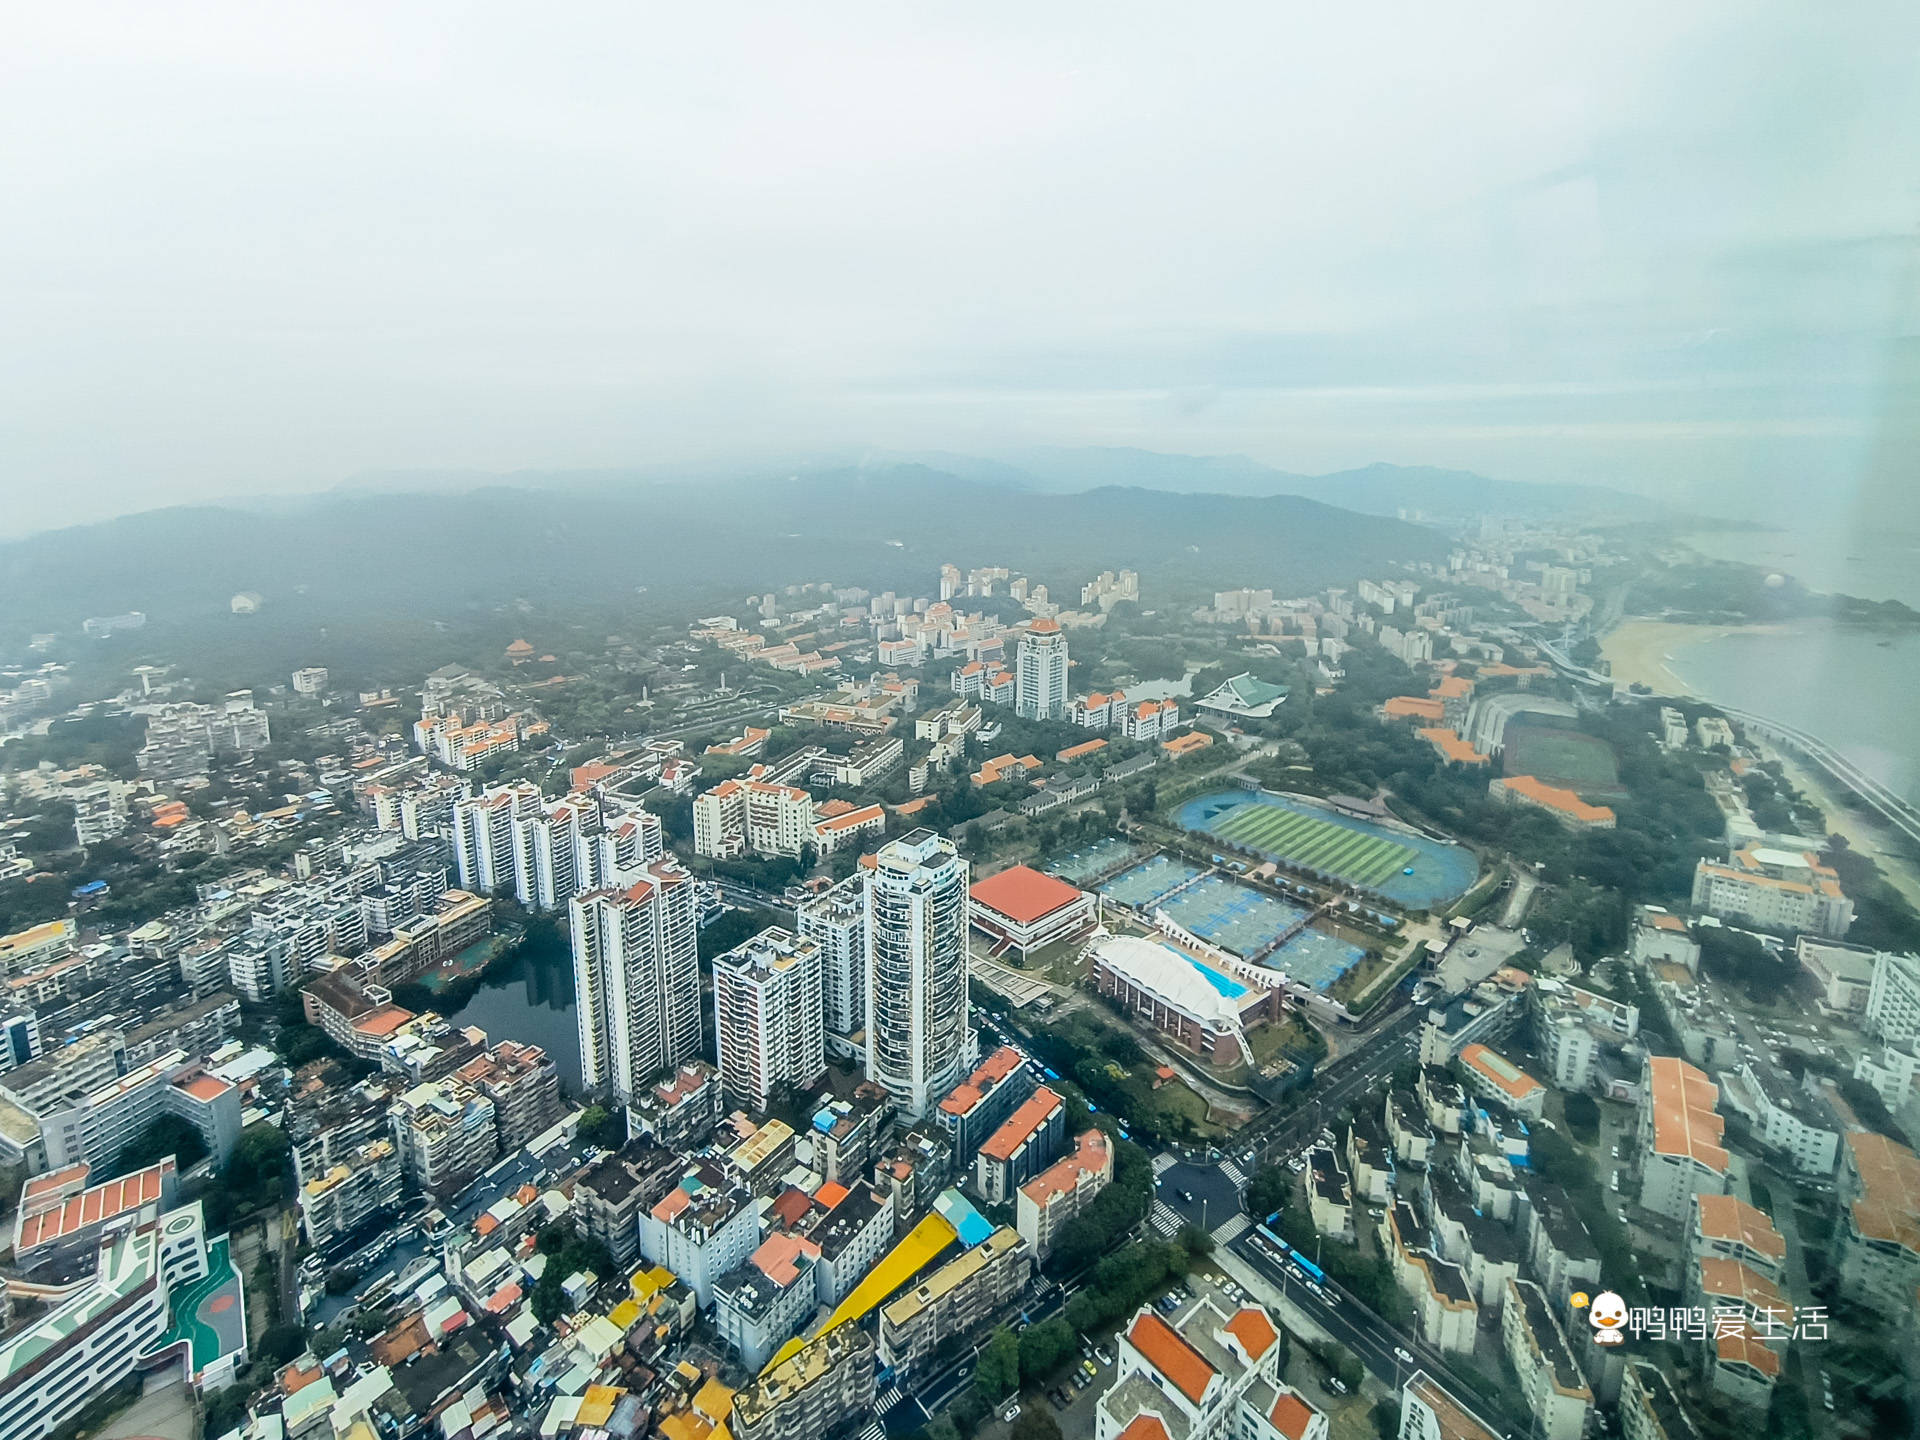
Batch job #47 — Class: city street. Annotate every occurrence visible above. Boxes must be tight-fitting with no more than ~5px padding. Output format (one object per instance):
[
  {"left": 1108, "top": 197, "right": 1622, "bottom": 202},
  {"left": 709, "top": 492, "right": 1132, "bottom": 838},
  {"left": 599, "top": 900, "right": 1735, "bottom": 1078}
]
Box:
[
  {"left": 1155, "top": 1159, "right": 1242, "bottom": 1237},
  {"left": 1227, "top": 1228, "right": 1530, "bottom": 1440}
]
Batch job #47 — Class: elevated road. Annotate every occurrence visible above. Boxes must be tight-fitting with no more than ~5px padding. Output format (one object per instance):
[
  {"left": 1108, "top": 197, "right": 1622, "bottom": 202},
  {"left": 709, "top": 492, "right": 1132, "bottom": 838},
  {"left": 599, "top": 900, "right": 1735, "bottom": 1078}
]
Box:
[{"left": 1716, "top": 705, "right": 1920, "bottom": 849}]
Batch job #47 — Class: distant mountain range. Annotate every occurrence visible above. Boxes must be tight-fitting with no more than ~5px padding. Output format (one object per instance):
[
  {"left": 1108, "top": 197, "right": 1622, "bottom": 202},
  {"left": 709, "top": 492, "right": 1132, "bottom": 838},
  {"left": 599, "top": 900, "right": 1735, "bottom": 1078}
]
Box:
[
  {"left": 867, "top": 447, "right": 1663, "bottom": 521},
  {"left": 0, "top": 464, "right": 1451, "bottom": 650}
]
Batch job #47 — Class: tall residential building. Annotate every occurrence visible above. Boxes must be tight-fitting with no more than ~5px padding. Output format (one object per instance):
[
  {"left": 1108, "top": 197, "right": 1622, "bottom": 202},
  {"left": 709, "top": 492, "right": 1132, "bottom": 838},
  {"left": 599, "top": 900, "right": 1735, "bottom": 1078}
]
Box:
[
  {"left": 455, "top": 784, "right": 662, "bottom": 909},
  {"left": 1014, "top": 619, "right": 1069, "bottom": 721},
  {"left": 798, "top": 877, "right": 866, "bottom": 1049},
  {"left": 713, "top": 927, "right": 826, "bottom": 1112},
  {"left": 865, "top": 830, "right": 971, "bottom": 1118},
  {"left": 571, "top": 861, "right": 702, "bottom": 1104},
  {"left": 1866, "top": 949, "right": 1920, "bottom": 1047}
]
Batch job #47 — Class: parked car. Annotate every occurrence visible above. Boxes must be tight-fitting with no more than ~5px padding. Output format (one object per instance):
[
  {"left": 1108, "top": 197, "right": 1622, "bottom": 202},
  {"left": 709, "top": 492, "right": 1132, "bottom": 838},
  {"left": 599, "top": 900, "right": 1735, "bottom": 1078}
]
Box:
[{"left": 1003, "top": 1403, "right": 1021, "bottom": 1424}]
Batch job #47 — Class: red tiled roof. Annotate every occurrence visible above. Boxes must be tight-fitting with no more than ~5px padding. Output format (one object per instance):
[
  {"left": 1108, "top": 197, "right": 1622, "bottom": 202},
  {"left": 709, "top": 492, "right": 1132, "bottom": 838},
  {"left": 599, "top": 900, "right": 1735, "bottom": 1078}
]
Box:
[
  {"left": 978, "top": 1087, "right": 1061, "bottom": 1163},
  {"left": 1115, "top": 1419, "right": 1170, "bottom": 1440},
  {"left": 15, "top": 1159, "right": 172, "bottom": 1251},
  {"left": 1127, "top": 1311, "right": 1214, "bottom": 1403},
  {"left": 1270, "top": 1392, "right": 1319, "bottom": 1440},
  {"left": 1225, "top": 1307, "right": 1279, "bottom": 1360},
  {"left": 969, "top": 866, "right": 1085, "bottom": 926}
]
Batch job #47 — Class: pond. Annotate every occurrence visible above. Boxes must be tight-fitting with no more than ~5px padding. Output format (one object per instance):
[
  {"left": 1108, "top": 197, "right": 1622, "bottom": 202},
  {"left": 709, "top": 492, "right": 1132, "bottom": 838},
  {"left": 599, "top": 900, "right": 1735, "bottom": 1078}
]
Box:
[{"left": 447, "top": 920, "right": 584, "bottom": 1091}]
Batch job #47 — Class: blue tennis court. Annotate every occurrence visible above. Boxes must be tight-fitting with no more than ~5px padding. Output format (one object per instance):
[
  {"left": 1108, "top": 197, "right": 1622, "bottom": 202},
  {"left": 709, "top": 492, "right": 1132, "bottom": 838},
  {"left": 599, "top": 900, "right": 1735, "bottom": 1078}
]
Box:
[
  {"left": 1160, "top": 875, "right": 1306, "bottom": 958},
  {"left": 1099, "top": 855, "right": 1205, "bottom": 910},
  {"left": 1049, "top": 836, "right": 1149, "bottom": 887},
  {"left": 1260, "top": 927, "right": 1367, "bottom": 991}
]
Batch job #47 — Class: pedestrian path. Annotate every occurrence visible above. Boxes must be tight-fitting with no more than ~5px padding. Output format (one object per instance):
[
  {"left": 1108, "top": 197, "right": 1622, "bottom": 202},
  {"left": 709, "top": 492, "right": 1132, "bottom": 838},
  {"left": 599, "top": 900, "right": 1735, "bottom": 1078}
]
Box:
[
  {"left": 1211, "top": 1212, "right": 1251, "bottom": 1246},
  {"left": 1219, "top": 1159, "right": 1249, "bottom": 1191},
  {"left": 1150, "top": 1200, "right": 1183, "bottom": 1238},
  {"left": 1152, "top": 1153, "right": 1177, "bottom": 1178},
  {"left": 877, "top": 1387, "right": 909, "bottom": 1416}
]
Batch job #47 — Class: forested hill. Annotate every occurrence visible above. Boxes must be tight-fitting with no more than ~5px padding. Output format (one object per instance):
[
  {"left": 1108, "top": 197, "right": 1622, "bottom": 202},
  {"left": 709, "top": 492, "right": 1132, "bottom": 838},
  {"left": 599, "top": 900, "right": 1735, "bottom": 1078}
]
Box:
[{"left": 0, "top": 465, "right": 1446, "bottom": 645}]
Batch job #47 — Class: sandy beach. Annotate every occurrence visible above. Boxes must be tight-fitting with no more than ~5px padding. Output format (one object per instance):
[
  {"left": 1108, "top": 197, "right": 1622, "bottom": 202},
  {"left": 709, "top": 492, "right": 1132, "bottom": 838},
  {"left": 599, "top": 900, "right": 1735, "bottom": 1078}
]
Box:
[
  {"left": 1598, "top": 618, "right": 1796, "bottom": 695},
  {"left": 1601, "top": 618, "right": 1920, "bottom": 906}
]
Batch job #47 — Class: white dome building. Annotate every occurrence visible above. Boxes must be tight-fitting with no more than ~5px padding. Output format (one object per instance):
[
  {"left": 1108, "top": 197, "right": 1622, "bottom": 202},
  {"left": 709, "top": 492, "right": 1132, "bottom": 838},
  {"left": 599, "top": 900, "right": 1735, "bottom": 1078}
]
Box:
[{"left": 1090, "top": 934, "right": 1257, "bottom": 1069}]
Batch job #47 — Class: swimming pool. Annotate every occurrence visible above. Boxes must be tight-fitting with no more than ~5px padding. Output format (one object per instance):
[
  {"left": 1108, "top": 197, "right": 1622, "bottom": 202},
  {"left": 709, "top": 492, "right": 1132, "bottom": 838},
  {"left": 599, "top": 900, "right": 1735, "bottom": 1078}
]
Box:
[{"left": 1166, "top": 943, "right": 1248, "bottom": 998}]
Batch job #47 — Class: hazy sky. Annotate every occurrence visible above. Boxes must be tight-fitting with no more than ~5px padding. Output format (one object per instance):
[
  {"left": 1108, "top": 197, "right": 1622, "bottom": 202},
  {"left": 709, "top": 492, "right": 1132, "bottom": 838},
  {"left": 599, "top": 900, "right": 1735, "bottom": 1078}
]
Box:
[{"left": 2, "top": 2, "right": 1916, "bottom": 536}]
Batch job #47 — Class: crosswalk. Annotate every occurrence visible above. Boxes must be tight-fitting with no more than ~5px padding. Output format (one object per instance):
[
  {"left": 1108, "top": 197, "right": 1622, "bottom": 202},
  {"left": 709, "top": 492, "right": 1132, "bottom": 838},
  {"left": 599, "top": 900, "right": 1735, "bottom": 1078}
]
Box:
[
  {"left": 1150, "top": 1200, "right": 1183, "bottom": 1237},
  {"left": 858, "top": 1422, "right": 888, "bottom": 1440},
  {"left": 1211, "top": 1212, "right": 1251, "bottom": 1245},
  {"left": 1218, "top": 1159, "right": 1249, "bottom": 1191},
  {"left": 1151, "top": 1152, "right": 1177, "bottom": 1178},
  {"left": 877, "top": 1387, "right": 910, "bottom": 1417}
]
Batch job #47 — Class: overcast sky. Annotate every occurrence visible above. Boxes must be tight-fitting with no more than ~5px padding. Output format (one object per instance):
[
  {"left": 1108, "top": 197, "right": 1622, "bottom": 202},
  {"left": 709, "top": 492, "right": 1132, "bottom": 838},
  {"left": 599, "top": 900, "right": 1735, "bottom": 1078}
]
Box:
[{"left": 1, "top": 2, "right": 1915, "bottom": 536}]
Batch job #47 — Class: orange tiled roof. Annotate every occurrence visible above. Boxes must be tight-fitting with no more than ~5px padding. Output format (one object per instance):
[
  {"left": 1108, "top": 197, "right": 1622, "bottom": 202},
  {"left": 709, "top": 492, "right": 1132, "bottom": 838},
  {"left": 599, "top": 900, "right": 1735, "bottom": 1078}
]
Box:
[
  {"left": 1225, "top": 1307, "right": 1279, "bottom": 1360},
  {"left": 1694, "top": 1194, "right": 1785, "bottom": 1260},
  {"left": 1715, "top": 1324, "right": 1782, "bottom": 1378},
  {"left": 1501, "top": 775, "right": 1615, "bottom": 824},
  {"left": 1647, "top": 1056, "right": 1727, "bottom": 1174},
  {"left": 1383, "top": 696, "right": 1446, "bottom": 722},
  {"left": 1115, "top": 1418, "right": 1171, "bottom": 1440},
  {"left": 978, "top": 1087, "right": 1061, "bottom": 1163},
  {"left": 970, "top": 866, "right": 1086, "bottom": 926},
  {"left": 1269, "top": 1392, "right": 1319, "bottom": 1440},
  {"left": 1127, "top": 1311, "right": 1214, "bottom": 1403},
  {"left": 1845, "top": 1131, "right": 1920, "bottom": 1253}
]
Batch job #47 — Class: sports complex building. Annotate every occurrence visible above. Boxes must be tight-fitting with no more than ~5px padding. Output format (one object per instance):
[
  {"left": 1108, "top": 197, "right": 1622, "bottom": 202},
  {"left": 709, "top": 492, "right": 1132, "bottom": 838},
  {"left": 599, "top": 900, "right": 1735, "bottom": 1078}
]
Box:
[{"left": 968, "top": 866, "right": 1096, "bottom": 956}]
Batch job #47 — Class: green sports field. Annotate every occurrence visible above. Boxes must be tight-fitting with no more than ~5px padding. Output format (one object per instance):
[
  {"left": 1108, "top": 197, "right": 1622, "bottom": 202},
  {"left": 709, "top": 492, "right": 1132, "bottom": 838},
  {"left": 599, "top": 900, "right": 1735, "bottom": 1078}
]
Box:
[{"left": 1210, "top": 803, "right": 1417, "bottom": 889}]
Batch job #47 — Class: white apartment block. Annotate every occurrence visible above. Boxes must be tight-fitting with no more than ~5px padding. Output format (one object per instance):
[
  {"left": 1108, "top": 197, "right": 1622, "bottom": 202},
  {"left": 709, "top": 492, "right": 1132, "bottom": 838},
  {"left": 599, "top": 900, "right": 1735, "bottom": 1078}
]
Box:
[
  {"left": 1619, "top": 1361, "right": 1700, "bottom": 1440},
  {"left": 571, "top": 860, "right": 702, "bottom": 1104},
  {"left": 1726, "top": 1061, "right": 1840, "bottom": 1175},
  {"left": 1500, "top": 1279, "right": 1592, "bottom": 1440},
  {"left": 1866, "top": 949, "right": 1920, "bottom": 1047},
  {"left": 713, "top": 927, "right": 826, "bottom": 1112},
  {"left": 638, "top": 1166, "right": 761, "bottom": 1308},
  {"left": 1093, "top": 1297, "right": 1299, "bottom": 1440},
  {"left": 798, "top": 877, "right": 866, "bottom": 1048},
  {"left": 1696, "top": 716, "right": 1735, "bottom": 750},
  {"left": 1689, "top": 848, "right": 1854, "bottom": 939},
  {"left": 1398, "top": 1372, "right": 1502, "bottom": 1440},
  {"left": 692, "top": 779, "right": 816, "bottom": 859},
  {"left": 1659, "top": 708, "right": 1688, "bottom": 749}
]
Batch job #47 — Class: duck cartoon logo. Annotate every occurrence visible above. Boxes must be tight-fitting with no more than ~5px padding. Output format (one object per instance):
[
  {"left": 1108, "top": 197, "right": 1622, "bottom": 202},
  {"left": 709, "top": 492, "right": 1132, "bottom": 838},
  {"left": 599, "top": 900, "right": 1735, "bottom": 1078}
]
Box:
[{"left": 1586, "top": 1291, "right": 1628, "bottom": 1346}]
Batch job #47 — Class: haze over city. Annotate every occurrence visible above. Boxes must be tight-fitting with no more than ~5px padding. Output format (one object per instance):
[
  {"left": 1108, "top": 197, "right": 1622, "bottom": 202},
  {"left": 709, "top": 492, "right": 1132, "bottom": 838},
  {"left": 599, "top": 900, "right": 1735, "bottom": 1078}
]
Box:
[
  {"left": 3, "top": 1, "right": 1917, "bottom": 536},
  {"left": 2, "top": 10, "right": 1920, "bottom": 1440}
]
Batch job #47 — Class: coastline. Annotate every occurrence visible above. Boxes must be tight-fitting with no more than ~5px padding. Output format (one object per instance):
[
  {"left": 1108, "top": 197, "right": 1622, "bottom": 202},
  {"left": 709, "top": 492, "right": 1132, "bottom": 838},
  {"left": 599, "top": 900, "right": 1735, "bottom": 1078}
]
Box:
[
  {"left": 1597, "top": 616, "right": 1920, "bottom": 908},
  {"left": 1597, "top": 617, "right": 1800, "bottom": 695}
]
